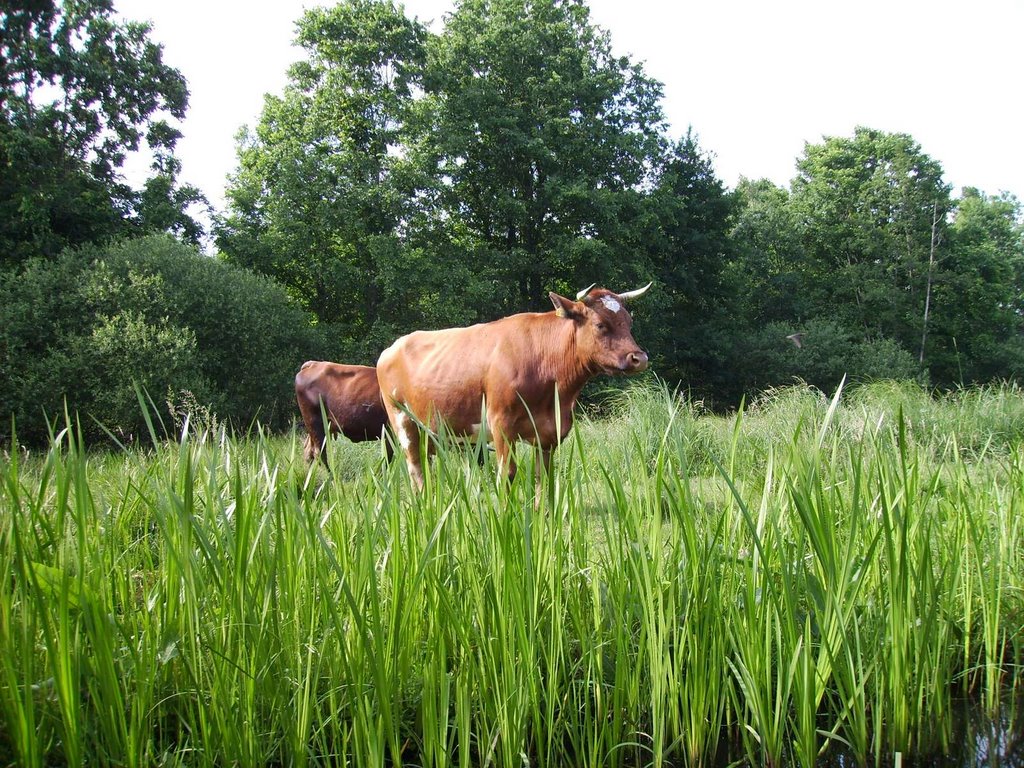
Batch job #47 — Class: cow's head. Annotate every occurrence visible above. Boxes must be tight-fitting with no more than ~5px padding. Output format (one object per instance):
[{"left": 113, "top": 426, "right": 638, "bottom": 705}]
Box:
[{"left": 549, "top": 283, "right": 651, "bottom": 375}]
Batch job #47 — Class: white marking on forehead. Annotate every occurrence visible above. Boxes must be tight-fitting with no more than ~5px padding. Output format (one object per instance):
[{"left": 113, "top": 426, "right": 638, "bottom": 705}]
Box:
[{"left": 600, "top": 296, "right": 622, "bottom": 313}]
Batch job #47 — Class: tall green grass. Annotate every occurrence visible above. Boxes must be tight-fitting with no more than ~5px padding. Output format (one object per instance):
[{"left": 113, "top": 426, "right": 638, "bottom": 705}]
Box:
[{"left": 1, "top": 381, "right": 1022, "bottom": 766}]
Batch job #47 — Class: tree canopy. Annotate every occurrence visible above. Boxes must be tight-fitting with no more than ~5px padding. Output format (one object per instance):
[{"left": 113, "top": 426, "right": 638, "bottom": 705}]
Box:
[
  {"left": 0, "top": 0, "right": 205, "bottom": 263},
  {"left": 218, "top": 0, "right": 700, "bottom": 362},
  {"left": 728, "top": 129, "right": 1023, "bottom": 393},
  {"left": 217, "top": 1, "right": 1024, "bottom": 401},
  {"left": 420, "top": 0, "right": 667, "bottom": 309}
]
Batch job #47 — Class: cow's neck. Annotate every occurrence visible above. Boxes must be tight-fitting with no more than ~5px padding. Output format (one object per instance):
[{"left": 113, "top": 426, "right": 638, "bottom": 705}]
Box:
[{"left": 544, "top": 315, "right": 592, "bottom": 407}]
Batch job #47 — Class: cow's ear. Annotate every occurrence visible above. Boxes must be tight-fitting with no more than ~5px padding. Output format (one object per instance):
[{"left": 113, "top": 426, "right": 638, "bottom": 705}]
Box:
[{"left": 549, "top": 292, "right": 582, "bottom": 319}]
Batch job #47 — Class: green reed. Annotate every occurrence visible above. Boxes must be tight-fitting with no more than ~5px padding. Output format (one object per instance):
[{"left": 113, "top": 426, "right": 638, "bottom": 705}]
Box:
[{"left": 1, "top": 381, "right": 1022, "bottom": 766}]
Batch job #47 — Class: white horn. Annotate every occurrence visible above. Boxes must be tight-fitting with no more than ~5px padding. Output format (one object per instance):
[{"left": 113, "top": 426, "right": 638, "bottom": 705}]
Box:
[
  {"left": 617, "top": 281, "right": 652, "bottom": 302},
  {"left": 575, "top": 283, "right": 597, "bottom": 301}
]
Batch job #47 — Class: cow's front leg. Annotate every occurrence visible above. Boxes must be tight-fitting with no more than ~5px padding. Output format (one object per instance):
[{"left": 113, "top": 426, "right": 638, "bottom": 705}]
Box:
[
  {"left": 487, "top": 412, "right": 519, "bottom": 486},
  {"left": 492, "top": 430, "right": 517, "bottom": 487},
  {"left": 534, "top": 445, "right": 556, "bottom": 507}
]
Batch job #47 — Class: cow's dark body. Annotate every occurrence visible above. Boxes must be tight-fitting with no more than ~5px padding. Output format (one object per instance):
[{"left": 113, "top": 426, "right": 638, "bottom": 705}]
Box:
[{"left": 294, "top": 361, "right": 389, "bottom": 465}]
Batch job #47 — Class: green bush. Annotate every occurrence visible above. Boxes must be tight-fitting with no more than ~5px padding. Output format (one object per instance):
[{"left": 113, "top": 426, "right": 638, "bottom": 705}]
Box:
[
  {"left": 84, "top": 311, "right": 209, "bottom": 439},
  {"left": 1, "top": 235, "right": 322, "bottom": 445},
  {"left": 731, "top": 316, "right": 920, "bottom": 395}
]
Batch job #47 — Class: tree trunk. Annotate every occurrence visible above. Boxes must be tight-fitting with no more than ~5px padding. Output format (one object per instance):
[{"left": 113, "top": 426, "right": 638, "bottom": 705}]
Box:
[{"left": 919, "top": 201, "right": 940, "bottom": 365}]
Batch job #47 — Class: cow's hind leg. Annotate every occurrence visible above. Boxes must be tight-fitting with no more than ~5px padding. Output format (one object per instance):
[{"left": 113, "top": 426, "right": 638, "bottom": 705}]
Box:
[
  {"left": 311, "top": 431, "right": 331, "bottom": 468},
  {"left": 394, "top": 410, "right": 425, "bottom": 490},
  {"left": 303, "top": 432, "right": 318, "bottom": 464},
  {"left": 302, "top": 409, "right": 329, "bottom": 467}
]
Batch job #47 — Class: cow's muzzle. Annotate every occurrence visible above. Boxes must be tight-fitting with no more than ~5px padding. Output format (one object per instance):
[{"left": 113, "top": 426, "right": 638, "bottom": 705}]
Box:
[{"left": 623, "top": 350, "right": 649, "bottom": 373}]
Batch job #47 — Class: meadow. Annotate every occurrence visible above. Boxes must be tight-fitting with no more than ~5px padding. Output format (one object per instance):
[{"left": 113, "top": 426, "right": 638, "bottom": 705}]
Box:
[{"left": 1, "top": 381, "right": 1022, "bottom": 767}]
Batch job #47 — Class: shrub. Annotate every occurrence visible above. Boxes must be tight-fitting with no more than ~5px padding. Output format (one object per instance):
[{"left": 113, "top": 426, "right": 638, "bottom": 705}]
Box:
[
  {"left": 1, "top": 236, "right": 323, "bottom": 445},
  {"left": 94, "top": 236, "right": 324, "bottom": 430},
  {"left": 732, "top": 316, "right": 920, "bottom": 395}
]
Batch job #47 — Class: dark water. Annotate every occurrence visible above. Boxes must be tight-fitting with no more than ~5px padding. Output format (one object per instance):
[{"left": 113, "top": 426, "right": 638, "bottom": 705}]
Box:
[
  {"left": 702, "top": 694, "right": 1024, "bottom": 767},
  {"left": 899, "top": 696, "right": 1022, "bottom": 768}
]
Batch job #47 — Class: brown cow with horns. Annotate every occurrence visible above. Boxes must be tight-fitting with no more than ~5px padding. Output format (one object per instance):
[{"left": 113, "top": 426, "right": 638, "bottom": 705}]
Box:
[{"left": 376, "top": 283, "right": 651, "bottom": 489}]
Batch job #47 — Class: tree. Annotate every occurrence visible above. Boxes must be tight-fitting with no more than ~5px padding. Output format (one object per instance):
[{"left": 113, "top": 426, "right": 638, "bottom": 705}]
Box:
[
  {"left": 632, "top": 131, "right": 737, "bottom": 398},
  {"left": 926, "top": 189, "right": 1024, "bottom": 385},
  {"left": 790, "top": 127, "right": 953, "bottom": 353},
  {"left": 219, "top": 0, "right": 672, "bottom": 360},
  {"left": 0, "top": 0, "right": 200, "bottom": 262},
  {"left": 136, "top": 151, "right": 208, "bottom": 248},
  {"left": 728, "top": 178, "right": 810, "bottom": 327},
  {"left": 421, "top": 0, "right": 667, "bottom": 312},
  {"left": 0, "top": 120, "right": 123, "bottom": 261},
  {"left": 218, "top": 0, "right": 430, "bottom": 359}
]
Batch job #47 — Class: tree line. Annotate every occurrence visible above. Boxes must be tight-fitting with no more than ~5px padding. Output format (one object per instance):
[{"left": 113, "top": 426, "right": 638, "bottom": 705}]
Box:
[{"left": 2, "top": 0, "right": 1022, "bottom": 445}]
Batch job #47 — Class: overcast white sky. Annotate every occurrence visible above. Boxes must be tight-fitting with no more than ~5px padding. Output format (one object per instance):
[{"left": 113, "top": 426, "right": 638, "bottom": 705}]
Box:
[{"left": 116, "top": 0, "right": 1023, "bottom": 219}]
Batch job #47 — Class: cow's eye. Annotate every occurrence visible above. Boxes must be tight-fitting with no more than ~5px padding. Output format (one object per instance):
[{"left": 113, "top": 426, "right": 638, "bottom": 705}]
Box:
[{"left": 595, "top": 321, "right": 608, "bottom": 333}]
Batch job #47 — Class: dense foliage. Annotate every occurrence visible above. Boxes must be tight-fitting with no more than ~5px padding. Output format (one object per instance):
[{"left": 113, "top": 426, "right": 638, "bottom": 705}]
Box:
[
  {"left": 217, "top": 0, "right": 726, "bottom": 368},
  {"left": 0, "top": 236, "right": 321, "bottom": 445},
  {"left": 727, "top": 157, "right": 1024, "bottom": 395},
  {"left": 2, "top": 0, "right": 1023, "bottom": 442},
  {"left": 219, "top": 0, "right": 1024, "bottom": 407}
]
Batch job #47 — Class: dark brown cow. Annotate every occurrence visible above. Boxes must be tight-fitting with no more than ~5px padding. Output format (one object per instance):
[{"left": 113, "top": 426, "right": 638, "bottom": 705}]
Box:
[
  {"left": 294, "top": 361, "right": 389, "bottom": 466},
  {"left": 375, "top": 284, "right": 650, "bottom": 489}
]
